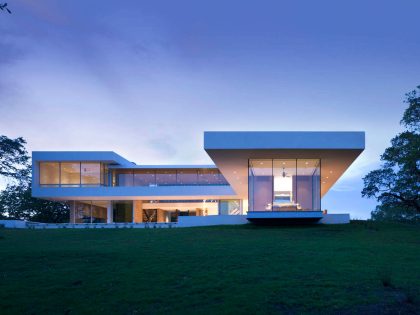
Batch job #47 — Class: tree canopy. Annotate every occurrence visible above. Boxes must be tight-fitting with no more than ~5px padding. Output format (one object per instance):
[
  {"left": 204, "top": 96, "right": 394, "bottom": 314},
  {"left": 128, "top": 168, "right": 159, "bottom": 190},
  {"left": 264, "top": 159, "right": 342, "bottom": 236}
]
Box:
[
  {"left": 0, "top": 136, "right": 30, "bottom": 182},
  {"left": 0, "top": 135, "right": 69, "bottom": 222},
  {"left": 362, "top": 86, "right": 420, "bottom": 221}
]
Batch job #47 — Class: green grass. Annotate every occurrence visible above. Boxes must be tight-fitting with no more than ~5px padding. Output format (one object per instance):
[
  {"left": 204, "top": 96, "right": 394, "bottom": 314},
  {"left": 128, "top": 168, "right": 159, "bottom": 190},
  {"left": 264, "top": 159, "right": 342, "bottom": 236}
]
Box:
[{"left": 0, "top": 222, "right": 419, "bottom": 314}]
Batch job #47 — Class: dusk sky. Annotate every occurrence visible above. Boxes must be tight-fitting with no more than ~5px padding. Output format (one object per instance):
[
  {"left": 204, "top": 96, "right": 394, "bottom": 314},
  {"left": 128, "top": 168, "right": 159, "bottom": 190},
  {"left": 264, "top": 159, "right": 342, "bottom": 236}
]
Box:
[{"left": 1, "top": 1, "right": 419, "bottom": 218}]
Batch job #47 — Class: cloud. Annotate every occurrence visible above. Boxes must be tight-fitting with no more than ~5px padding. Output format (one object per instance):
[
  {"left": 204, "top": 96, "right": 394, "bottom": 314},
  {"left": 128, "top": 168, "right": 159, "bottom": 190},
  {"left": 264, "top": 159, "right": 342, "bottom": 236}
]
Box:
[{"left": 147, "top": 136, "right": 178, "bottom": 160}]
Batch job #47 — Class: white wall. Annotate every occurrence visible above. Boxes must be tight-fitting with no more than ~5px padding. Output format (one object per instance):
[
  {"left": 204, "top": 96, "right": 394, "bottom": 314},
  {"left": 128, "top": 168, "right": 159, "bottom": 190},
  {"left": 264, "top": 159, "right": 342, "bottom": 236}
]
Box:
[
  {"left": 319, "top": 213, "right": 350, "bottom": 224},
  {"left": 178, "top": 215, "right": 249, "bottom": 227},
  {"left": 0, "top": 220, "right": 28, "bottom": 228}
]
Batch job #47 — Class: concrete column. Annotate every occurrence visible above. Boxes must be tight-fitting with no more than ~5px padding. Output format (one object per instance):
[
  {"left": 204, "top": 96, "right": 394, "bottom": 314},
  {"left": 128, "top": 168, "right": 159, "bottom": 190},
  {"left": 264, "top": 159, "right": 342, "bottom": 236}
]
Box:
[
  {"left": 107, "top": 201, "right": 112, "bottom": 223},
  {"left": 69, "top": 201, "right": 76, "bottom": 223}
]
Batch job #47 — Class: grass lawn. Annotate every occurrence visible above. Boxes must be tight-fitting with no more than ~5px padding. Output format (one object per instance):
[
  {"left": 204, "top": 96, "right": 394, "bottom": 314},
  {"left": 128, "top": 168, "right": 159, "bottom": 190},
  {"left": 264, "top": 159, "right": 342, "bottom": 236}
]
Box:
[{"left": 0, "top": 222, "right": 419, "bottom": 314}]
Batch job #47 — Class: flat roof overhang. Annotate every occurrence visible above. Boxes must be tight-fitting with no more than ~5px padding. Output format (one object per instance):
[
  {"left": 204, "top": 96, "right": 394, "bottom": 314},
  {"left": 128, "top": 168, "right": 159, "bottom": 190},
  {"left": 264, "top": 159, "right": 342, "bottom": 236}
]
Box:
[{"left": 204, "top": 131, "right": 365, "bottom": 199}]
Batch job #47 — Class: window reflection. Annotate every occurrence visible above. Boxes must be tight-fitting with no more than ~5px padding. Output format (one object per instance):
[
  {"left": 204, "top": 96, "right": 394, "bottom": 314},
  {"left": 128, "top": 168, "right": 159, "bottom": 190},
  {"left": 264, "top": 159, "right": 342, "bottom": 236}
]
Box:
[
  {"left": 73, "top": 200, "right": 108, "bottom": 223},
  {"left": 117, "top": 170, "right": 134, "bottom": 187},
  {"left": 113, "top": 169, "right": 228, "bottom": 186},
  {"left": 134, "top": 170, "right": 155, "bottom": 186},
  {"left": 156, "top": 170, "right": 176, "bottom": 185},
  {"left": 81, "top": 163, "right": 101, "bottom": 186},
  {"left": 177, "top": 169, "right": 198, "bottom": 185}
]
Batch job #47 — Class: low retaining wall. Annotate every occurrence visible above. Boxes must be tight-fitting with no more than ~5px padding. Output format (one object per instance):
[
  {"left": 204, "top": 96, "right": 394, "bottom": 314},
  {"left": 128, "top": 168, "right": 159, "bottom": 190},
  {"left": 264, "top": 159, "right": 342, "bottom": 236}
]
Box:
[
  {"left": 0, "top": 220, "right": 28, "bottom": 229},
  {"left": 178, "top": 215, "right": 249, "bottom": 227},
  {"left": 0, "top": 213, "right": 350, "bottom": 229},
  {"left": 26, "top": 222, "right": 176, "bottom": 229},
  {"left": 319, "top": 213, "right": 350, "bottom": 224}
]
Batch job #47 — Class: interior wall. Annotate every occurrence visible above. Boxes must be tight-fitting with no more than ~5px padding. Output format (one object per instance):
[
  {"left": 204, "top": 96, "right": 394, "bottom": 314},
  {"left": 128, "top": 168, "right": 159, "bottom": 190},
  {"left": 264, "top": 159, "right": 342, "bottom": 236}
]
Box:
[{"left": 134, "top": 200, "right": 143, "bottom": 223}]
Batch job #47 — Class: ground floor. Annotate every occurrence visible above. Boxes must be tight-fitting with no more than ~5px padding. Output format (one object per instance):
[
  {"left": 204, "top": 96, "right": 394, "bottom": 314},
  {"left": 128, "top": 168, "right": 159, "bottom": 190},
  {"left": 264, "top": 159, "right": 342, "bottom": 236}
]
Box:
[{"left": 68, "top": 199, "right": 243, "bottom": 224}]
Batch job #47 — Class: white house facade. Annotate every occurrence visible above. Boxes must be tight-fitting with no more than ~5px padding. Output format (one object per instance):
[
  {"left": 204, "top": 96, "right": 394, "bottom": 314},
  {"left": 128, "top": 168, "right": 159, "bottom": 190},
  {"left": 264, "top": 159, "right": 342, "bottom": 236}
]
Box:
[{"left": 31, "top": 131, "right": 365, "bottom": 225}]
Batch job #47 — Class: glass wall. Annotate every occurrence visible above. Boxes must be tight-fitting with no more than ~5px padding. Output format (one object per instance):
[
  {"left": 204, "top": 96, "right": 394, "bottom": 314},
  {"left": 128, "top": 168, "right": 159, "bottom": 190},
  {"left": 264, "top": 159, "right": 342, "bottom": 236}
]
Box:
[
  {"left": 39, "top": 162, "right": 107, "bottom": 187},
  {"left": 219, "top": 200, "right": 242, "bottom": 215},
  {"left": 134, "top": 170, "right": 155, "bottom": 186},
  {"left": 74, "top": 200, "right": 108, "bottom": 223},
  {"left": 177, "top": 169, "right": 198, "bottom": 185},
  {"left": 61, "top": 162, "right": 80, "bottom": 187},
  {"left": 248, "top": 160, "right": 273, "bottom": 211},
  {"left": 249, "top": 159, "right": 321, "bottom": 211},
  {"left": 273, "top": 160, "right": 297, "bottom": 210},
  {"left": 81, "top": 163, "right": 101, "bottom": 186},
  {"left": 117, "top": 170, "right": 134, "bottom": 187},
  {"left": 112, "top": 201, "right": 133, "bottom": 223},
  {"left": 156, "top": 170, "right": 177, "bottom": 185},
  {"left": 39, "top": 162, "right": 59, "bottom": 186},
  {"left": 113, "top": 169, "right": 229, "bottom": 187}
]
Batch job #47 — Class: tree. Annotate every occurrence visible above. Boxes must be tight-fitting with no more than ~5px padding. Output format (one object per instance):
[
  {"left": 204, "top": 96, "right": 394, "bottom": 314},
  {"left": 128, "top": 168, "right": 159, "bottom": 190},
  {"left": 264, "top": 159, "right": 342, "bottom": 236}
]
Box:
[
  {"left": 0, "top": 135, "right": 30, "bottom": 182},
  {"left": 0, "top": 182, "right": 69, "bottom": 222},
  {"left": 362, "top": 86, "right": 420, "bottom": 221},
  {"left": 0, "top": 3, "right": 11, "bottom": 14},
  {"left": 0, "top": 135, "right": 70, "bottom": 222}
]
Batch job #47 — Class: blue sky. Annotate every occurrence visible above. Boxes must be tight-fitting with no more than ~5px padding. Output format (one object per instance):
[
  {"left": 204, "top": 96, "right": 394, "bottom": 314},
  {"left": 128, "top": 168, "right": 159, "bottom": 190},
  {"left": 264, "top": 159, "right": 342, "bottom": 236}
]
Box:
[{"left": 1, "top": 0, "right": 419, "bottom": 218}]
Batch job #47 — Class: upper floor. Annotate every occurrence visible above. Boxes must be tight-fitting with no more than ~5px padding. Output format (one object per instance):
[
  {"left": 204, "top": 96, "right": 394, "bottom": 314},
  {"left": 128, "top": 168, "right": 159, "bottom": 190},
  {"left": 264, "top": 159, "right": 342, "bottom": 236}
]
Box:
[{"left": 31, "top": 151, "right": 236, "bottom": 200}]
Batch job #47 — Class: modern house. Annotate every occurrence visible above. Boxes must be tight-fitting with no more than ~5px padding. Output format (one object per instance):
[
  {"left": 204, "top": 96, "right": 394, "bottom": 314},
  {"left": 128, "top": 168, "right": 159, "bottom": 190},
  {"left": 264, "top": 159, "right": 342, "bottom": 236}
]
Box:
[{"left": 31, "top": 131, "right": 365, "bottom": 225}]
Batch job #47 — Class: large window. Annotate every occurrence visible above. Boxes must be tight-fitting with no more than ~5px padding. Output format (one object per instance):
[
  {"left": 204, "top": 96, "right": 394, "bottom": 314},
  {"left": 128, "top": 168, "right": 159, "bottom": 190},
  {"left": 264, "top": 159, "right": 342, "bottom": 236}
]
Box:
[
  {"left": 177, "top": 169, "right": 198, "bottom": 185},
  {"left": 134, "top": 170, "right": 155, "bottom": 186},
  {"left": 61, "top": 163, "right": 81, "bottom": 187},
  {"left": 198, "top": 169, "right": 228, "bottom": 185},
  {"left": 249, "top": 159, "right": 321, "bottom": 211},
  {"left": 112, "top": 169, "right": 229, "bottom": 186},
  {"left": 248, "top": 160, "right": 273, "bottom": 211},
  {"left": 273, "top": 160, "right": 297, "bottom": 210},
  {"left": 117, "top": 170, "right": 134, "bottom": 187},
  {"left": 156, "top": 170, "right": 177, "bottom": 185},
  {"left": 39, "top": 162, "right": 107, "bottom": 187},
  {"left": 81, "top": 163, "right": 101, "bottom": 186},
  {"left": 39, "top": 162, "right": 59, "bottom": 186},
  {"left": 112, "top": 201, "right": 133, "bottom": 223},
  {"left": 219, "top": 200, "right": 242, "bottom": 215},
  {"left": 73, "top": 200, "right": 108, "bottom": 223}
]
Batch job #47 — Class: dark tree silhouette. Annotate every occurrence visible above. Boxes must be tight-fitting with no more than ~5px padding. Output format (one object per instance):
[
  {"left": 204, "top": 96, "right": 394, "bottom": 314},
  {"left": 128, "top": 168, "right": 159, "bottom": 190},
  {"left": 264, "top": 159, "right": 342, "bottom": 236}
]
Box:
[
  {"left": 0, "top": 3, "right": 11, "bottom": 14},
  {"left": 362, "top": 86, "right": 420, "bottom": 221},
  {"left": 0, "top": 135, "right": 29, "bottom": 181},
  {"left": 0, "top": 135, "right": 69, "bottom": 222}
]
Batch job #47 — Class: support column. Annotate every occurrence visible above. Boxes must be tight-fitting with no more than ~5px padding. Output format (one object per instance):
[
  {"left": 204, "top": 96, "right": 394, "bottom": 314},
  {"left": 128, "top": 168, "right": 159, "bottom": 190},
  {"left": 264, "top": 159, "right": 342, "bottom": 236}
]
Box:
[
  {"left": 107, "top": 201, "right": 112, "bottom": 223},
  {"left": 69, "top": 201, "right": 76, "bottom": 223}
]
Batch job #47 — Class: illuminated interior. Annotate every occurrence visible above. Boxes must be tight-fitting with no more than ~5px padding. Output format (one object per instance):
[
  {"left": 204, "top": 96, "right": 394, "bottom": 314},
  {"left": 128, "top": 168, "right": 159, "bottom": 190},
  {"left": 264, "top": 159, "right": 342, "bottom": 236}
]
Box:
[{"left": 248, "top": 159, "right": 321, "bottom": 211}]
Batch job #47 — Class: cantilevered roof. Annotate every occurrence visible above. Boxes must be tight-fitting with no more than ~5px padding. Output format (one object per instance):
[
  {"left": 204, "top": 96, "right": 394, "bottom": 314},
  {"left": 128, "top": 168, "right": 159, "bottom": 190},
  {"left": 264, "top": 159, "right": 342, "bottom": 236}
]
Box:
[{"left": 204, "top": 131, "right": 365, "bottom": 199}]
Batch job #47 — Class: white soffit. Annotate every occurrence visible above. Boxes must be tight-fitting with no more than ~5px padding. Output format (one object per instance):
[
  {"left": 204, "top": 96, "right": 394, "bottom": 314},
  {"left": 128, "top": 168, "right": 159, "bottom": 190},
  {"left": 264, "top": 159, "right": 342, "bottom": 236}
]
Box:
[{"left": 204, "top": 131, "right": 365, "bottom": 199}]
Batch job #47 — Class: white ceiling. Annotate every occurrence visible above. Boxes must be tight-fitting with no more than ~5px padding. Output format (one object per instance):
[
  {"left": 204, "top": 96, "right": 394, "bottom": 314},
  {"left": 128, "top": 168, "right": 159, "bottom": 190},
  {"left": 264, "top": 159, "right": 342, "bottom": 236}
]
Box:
[{"left": 205, "top": 149, "right": 364, "bottom": 199}]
